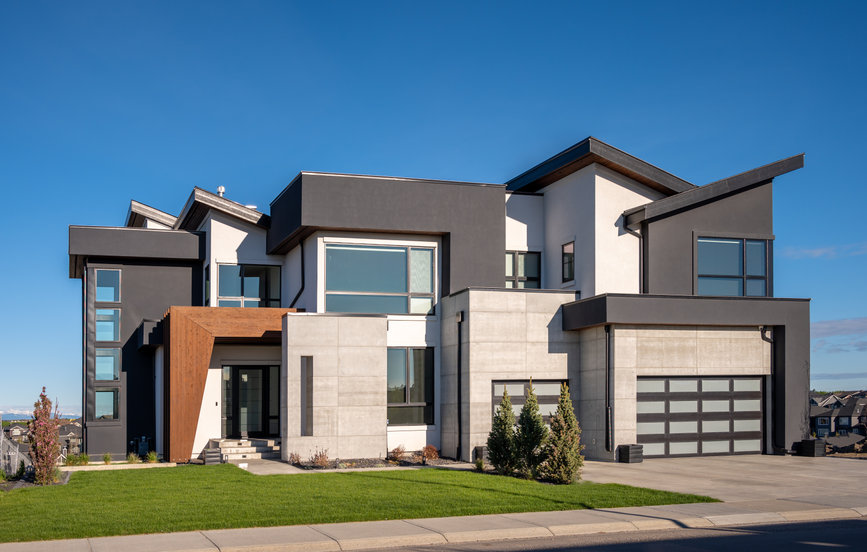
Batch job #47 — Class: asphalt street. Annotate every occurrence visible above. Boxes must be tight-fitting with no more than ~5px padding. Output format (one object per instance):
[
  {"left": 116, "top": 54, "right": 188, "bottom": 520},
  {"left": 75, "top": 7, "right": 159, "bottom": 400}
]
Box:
[{"left": 367, "top": 519, "right": 867, "bottom": 551}]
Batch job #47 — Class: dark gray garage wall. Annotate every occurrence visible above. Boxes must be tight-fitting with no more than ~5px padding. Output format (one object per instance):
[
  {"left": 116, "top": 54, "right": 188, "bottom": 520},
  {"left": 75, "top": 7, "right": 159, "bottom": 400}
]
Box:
[
  {"left": 268, "top": 173, "right": 507, "bottom": 295},
  {"left": 562, "top": 293, "right": 811, "bottom": 453},
  {"left": 643, "top": 182, "right": 774, "bottom": 295}
]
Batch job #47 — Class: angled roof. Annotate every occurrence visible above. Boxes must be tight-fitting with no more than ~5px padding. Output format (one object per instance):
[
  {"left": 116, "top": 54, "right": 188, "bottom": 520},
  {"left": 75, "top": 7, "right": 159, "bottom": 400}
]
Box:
[
  {"left": 174, "top": 187, "right": 270, "bottom": 231},
  {"left": 624, "top": 154, "right": 804, "bottom": 228},
  {"left": 125, "top": 200, "right": 177, "bottom": 228},
  {"left": 505, "top": 136, "right": 695, "bottom": 195}
]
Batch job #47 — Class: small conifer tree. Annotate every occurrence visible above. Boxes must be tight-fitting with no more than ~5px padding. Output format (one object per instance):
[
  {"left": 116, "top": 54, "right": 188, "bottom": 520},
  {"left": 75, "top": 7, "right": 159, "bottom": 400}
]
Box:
[
  {"left": 539, "top": 382, "right": 584, "bottom": 484},
  {"left": 487, "top": 388, "right": 517, "bottom": 475},
  {"left": 28, "top": 387, "right": 62, "bottom": 485},
  {"left": 515, "top": 380, "right": 549, "bottom": 478}
]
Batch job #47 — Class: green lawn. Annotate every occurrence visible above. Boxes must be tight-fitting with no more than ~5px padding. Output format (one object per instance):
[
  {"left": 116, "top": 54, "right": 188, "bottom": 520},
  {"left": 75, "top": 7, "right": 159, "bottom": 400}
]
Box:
[{"left": 0, "top": 465, "right": 716, "bottom": 542}]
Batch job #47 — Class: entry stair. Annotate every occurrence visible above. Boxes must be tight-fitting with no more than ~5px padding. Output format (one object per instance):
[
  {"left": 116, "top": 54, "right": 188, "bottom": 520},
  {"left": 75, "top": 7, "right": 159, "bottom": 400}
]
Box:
[{"left": 203, "top": 438, "right": 281, "bottom": 464}]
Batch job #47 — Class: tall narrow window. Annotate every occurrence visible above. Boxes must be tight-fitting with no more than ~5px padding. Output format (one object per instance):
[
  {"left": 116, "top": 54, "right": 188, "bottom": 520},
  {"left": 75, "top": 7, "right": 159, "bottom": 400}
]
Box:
[
  {"left": 387, "top": 347, "right": 434, "bottom": 425},
  {"left": 505, "top": 252, "right": 541, "bottom": 288},
  {"left": 217, "top": 264, "right": 280, "bottom": 307},
  {"left": 325, "top": 244, "right": 435, "bottom": 314},
  {"left": 95, "top": 269, "right": 121, "bottom": 302},
  {"left": 300, "top": 357, "right": 313, "bottom": 436},
  {"left": 562, "top": 242, "right": 575, "bottom": 283},
  {"left": 94, "top": 389, "right": 118, "bottom": 420},
  {"left": 697, "top": 238, "right": 769, "bottom": 297}
]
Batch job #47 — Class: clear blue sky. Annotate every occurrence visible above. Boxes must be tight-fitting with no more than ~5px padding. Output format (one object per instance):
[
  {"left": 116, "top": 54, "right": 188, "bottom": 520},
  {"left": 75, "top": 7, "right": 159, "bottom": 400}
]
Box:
[{"left": 1, "top": 2, "right": 865, "bottom": 415}]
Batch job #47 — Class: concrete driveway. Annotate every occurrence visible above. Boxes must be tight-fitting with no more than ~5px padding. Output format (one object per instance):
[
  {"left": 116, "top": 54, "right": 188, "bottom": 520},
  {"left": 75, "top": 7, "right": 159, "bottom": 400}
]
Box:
[{"left": 583, "top": 455, "right": 867, "bottom": 502}]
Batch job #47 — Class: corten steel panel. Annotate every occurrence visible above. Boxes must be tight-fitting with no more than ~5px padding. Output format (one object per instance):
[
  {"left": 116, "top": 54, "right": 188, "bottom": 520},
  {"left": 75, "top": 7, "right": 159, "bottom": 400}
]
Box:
[
  {"left": 164, "top": 307, "right": 298, "bottom": 462},
  {"left": 562, "top": 293, "right": 810, "bottom": 453},
  {"left": 268, "top": 173, "right": 506, "bottom": 295}
]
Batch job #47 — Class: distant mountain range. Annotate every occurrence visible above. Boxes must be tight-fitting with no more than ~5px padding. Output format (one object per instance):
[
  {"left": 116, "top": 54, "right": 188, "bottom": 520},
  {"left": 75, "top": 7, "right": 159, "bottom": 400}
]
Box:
[{"left": 2, "top": 413, "right": 80, "bottom": 421}]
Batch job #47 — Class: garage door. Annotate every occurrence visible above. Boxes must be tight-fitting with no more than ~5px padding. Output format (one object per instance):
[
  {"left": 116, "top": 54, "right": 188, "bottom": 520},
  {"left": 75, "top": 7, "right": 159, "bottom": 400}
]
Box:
[{"left": 636, "top": 377, "right": 763, "bottom": 457}]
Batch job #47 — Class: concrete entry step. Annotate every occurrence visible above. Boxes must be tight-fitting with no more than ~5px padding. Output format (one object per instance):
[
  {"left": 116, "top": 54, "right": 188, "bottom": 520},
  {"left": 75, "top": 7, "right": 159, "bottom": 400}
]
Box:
[{"left": 203, "top": 438, "right": 282, "bottom": 464}]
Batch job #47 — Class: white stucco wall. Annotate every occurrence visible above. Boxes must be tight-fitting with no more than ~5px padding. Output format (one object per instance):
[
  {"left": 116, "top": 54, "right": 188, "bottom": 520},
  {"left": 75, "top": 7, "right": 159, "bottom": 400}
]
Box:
[
  {"left": 144, "top": 218, "right": 170, "bottom": 229},
  {"left": 593, "top": 166, "right": 663, "bottom": 294},
  {"left": 505, "top": 193, "right": 545, "bottom": 253},
  {"left": 191, "top": 345, "right": 282, "bottom": 459},
  {"left": 199, "top": 212, "right": 284, "bottom": 306},
  {"left": 542, "top": 166, "right": 595, "bottom": 293}
]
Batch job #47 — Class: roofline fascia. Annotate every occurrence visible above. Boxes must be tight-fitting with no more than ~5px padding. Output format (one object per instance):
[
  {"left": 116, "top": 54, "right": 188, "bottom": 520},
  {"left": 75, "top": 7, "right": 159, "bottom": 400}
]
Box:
[{"left": 125, "top": 200, "right": 178, "bottom": 228}]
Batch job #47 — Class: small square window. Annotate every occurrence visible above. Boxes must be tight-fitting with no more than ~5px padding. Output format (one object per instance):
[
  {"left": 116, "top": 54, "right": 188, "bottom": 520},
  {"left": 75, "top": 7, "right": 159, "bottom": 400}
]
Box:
[
  {"left": 95, "top": 349, "right": 120, "bottom": 381},
  {"left": 562, "top": 242, "right": 574, "bottom": 282},
  {"left": 94, "top": 389, "right": 118, "bottom": 420},
  {"left": 95, "top": 269, "right": 120, "bottom": 302},
  {"left": 95, "top": 309, "right": 120, "bottom": 342}
]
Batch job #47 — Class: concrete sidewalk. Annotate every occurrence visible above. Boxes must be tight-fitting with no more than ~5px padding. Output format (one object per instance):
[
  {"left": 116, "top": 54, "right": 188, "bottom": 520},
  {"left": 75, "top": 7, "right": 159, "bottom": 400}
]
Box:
[{"left": 3, "top": 456, "right": 866, "bottom": 551}]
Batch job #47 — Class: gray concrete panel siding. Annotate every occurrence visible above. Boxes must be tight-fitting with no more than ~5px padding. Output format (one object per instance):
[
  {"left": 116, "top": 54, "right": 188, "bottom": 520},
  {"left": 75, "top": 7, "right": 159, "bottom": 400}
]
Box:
[
  {"left": 268, "top": 173, "right": 506, "bottom": 295},
  {"left": 282, "top": 314, "right": 389, "bottom": 460}
]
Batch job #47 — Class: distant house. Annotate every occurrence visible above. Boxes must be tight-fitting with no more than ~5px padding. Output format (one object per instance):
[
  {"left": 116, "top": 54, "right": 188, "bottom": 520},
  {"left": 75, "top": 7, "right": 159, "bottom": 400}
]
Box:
[
  {"left": 5, "top": 423, "right": 29, "bottom": 443},
  {"left": 810, "top": 393, "right": 867, "bottom": 437},
  {"left": 58, "top": 423, "right": 82, "bottom": 455}
]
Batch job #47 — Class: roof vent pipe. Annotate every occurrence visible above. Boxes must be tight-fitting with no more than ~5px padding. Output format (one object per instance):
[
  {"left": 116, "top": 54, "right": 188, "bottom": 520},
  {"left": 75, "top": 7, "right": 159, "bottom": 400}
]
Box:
[{"left": 217, "top": 186, "right": 225, "bottom": 198}]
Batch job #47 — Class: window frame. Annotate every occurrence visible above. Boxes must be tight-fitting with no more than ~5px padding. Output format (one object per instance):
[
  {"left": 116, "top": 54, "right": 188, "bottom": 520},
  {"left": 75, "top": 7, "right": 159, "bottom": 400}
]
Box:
[
  {"left": 216, "top": 263, "right": 281, "bottom": 308},
  {"left": 323, "top": 240, "right": 437, "bottom": 315},
  {"left": 94, "top": 348, "right": 121, "bottom": 381},
  {"left": 561, "top": 242, "right": 575, "bottom": 283},
  {"left": 95, "top": 308, "right": 121, "bottom": 343},
  {"left": 386, "top": 347, "right": 435, "bottom": 426},
  {"left": 95, "top": 269, "right": 122, "bottom": 303},
  {"left": 695, "top": 235, "right": 773, "bottom": 297},
  {"left": 505, "top": 251, "right": 541, "bottom": 289},
  {"left": 92, "top": 388, "right": 119, "bottom": 421}
]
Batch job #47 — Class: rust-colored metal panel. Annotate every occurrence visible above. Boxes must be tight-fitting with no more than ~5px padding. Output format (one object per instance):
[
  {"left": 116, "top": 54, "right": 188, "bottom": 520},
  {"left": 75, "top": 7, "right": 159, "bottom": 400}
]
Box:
[{"left": 163, "top": 307, "right": 297, "bottom": 462}]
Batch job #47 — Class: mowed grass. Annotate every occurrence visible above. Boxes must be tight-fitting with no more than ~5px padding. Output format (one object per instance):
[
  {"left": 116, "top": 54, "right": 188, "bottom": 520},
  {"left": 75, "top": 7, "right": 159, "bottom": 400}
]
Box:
[{"left": 0, "top": 465, "right": 716, "bottom": 542}]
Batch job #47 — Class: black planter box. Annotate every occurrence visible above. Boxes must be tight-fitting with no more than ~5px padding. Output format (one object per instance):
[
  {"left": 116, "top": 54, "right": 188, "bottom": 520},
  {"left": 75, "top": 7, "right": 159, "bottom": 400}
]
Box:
[
  {"left": 797, "top": 439, "right": 825, "bottom": 457},
  {"left": 617, "top": 444, "right": 643, "bottom": 463}
]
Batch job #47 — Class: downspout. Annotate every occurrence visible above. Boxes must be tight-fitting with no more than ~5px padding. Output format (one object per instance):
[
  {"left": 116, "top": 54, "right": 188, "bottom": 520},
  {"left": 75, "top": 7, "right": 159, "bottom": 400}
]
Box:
[
  {"left": 605, "top": 324, "right": 613, "bottom": 453},
  {"left": 456, "top": 310, "right": 464, "bottom": 461},
  {"left": 289, "top": 240, "right": 305, "bottom": 308}
]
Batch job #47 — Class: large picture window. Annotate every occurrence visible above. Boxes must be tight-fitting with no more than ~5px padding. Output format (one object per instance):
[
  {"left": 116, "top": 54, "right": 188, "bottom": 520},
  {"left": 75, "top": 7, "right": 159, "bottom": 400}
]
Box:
[
  {"left": 325, "top": 244, "right": 435, "bottom": 314},
  {"left": 218, "top": 264, "right": 280, "bottom": 307},
  {"left": 697, "top": 238, "right": 769, "bottom": 297},
  {"left": 387, "top": 347, "right": 434, "bottom": 425},
  {"left": 505, "top": 251, "right": 540, "bottom": 288}
]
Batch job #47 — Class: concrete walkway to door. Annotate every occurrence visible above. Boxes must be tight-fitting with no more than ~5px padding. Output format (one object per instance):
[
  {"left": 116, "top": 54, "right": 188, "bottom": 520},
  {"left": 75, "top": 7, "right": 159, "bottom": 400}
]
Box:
[{"left": 583, "top": 454, "right": 867, "bottom": 502}]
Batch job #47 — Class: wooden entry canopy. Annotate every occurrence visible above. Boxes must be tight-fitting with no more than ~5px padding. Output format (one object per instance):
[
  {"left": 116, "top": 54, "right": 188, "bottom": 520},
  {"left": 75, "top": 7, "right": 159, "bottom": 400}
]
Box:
[{"left": 162, "top": 306, "right": 298, "bottom": 462}]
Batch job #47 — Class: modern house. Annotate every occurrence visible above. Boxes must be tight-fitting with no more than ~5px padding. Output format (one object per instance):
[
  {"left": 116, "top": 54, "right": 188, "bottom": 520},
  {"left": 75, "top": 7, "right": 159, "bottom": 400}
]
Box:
[
  {"left": 68, "top": 137, "right": 811, "bottom": 463},
  {"left": 810, "top": 392, "right": 867, "bottom": 437}
]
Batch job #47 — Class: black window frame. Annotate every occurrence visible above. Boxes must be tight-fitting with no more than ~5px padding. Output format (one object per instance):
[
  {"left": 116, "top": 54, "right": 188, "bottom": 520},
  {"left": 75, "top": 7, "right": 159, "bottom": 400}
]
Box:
[
  {"left": 386, "top": 347, "right": 435, "bottom": 425},
  {"left": 562, "top": 242, "right": 574, "bottom": 283},
  {"left": 505, "top": 251, "right": 541, "bottom": 289},
  {"left": 696, "top": 237, "right": 771, "bottom": 297},
  {"left": 217, "top": 263, "right": 281, "bottom": 307}
]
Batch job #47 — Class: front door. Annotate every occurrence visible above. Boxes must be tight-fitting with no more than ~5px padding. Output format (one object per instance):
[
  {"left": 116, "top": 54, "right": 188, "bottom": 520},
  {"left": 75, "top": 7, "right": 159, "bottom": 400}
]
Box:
[{"left": 222, "top": 365, "right": 279, "bottom": 439}]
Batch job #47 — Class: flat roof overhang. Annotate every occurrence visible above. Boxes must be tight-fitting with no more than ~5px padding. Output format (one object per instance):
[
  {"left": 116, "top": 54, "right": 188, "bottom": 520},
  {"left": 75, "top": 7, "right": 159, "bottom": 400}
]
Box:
[
  {"left": 162, "top": 306, "right": 299, "bottom": 462},
  {"left": 562, "top": 293, "right": 810, "bottom": 330}
]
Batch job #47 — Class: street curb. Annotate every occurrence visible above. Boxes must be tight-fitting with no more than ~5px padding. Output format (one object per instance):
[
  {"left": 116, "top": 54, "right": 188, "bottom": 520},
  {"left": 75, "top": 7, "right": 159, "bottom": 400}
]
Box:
[{"left": 0, "top": 507, "right": 864, "bottom": 551}]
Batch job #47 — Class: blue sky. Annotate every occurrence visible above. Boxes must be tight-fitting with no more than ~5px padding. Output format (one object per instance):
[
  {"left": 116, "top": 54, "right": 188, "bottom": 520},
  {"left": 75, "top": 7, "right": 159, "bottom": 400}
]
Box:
[{"left": 1, "top": 2, "right": 865, "bottom": 415}]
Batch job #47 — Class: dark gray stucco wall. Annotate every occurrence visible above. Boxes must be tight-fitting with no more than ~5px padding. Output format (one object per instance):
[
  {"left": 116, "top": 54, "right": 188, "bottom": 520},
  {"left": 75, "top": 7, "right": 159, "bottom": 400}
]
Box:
[
  {"left": 562, "top": 293, "right": 811, "bottom": 452},
  {"left": 643, "top": 182, "right": 774, "bottom": 295},
  {"left": 268, "top": 173, "right": 506, "bottom": 295},
  {"left": 85, "top": 260, "right": 201, "bottom": 458}
]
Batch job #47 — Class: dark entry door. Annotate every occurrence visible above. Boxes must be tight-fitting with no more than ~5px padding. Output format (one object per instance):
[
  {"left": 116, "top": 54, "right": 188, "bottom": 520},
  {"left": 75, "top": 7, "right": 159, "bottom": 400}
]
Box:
[{"left": 224, "top": 365, "right": 279, "bottom": 439}]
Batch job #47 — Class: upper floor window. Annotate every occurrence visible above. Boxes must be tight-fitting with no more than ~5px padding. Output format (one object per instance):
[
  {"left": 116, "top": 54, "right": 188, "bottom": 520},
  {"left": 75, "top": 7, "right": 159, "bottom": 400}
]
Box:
[
  {"left": 697, "top": 238, "right": 769, "bottom": 297},
  {"left": 325, "top": 244, "right": 434, "bottom": 314},
  {"left": 95, "top": 269, "right": 120, "bottom": 302},
  {"left": 95, "top": 309, "right": 120, "bottom": 342},
  {"left": 505, "top": 252, "right": 540, "bottom": 288},
  {"left": 218, "top": 264, "right": 280, "bottom": 307},
  {"left": 562, "top": 242, "right": 574, "bottom": 283}
]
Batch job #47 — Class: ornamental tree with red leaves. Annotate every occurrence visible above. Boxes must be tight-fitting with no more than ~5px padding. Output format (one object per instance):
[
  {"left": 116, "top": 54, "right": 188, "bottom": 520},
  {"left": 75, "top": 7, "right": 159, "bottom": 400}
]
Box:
[{"left": 28, "top": 387, "right": 62, "bottom": 485}]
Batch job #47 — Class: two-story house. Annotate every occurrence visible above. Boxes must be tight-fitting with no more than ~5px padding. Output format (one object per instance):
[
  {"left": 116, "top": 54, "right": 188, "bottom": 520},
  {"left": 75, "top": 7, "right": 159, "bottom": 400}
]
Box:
[{"left": 68, "top": 137, "right": 810, "bottom": 462}]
